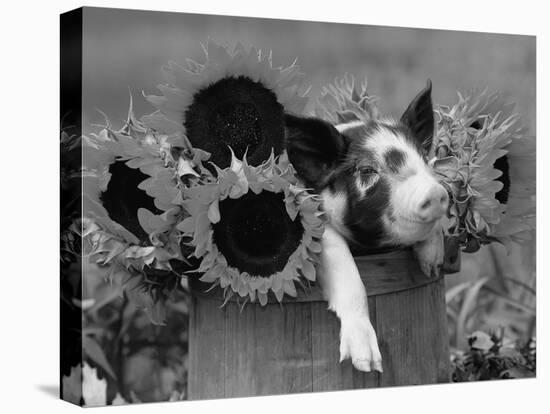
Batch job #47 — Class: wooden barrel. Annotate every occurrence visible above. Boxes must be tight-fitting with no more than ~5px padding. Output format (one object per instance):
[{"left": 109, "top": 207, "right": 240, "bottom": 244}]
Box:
[{"left": 187, "top": 249, "right": 450, "bottom": 399}]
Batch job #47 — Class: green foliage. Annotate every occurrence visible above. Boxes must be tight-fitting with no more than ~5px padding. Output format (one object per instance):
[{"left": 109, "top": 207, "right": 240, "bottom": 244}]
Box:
[
  {"left": 62, "top": 260, "right": 190, "bottom": 405},
  {"left": 446, "top": 273, "right": 535, "bottom": 350},
  {"left": 446, "top": 250, "right": 536, "bottom": 383},
  {"left": 451, "top": 331, "right": 535, "bottom": 381}
]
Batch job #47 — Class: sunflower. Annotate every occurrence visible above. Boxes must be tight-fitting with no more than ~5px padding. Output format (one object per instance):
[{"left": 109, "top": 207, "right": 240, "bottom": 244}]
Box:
[
  {"left": 82, "top": 99, "right": 200, "bottom": 321},
  {"left": 492, "top": 133, "right": 536, "bottom": 244},
  {"left": 315, "top": 73, "right": 378, "bottom": 124},
  {"left": 177, "top": 151, "right": 325, "bottom": 306},
  {"left": 142, "top": 40, "right": 309, "bottom": 169},
  {"left": 432, "top": 89, "right": 535, "bottom": 252}
]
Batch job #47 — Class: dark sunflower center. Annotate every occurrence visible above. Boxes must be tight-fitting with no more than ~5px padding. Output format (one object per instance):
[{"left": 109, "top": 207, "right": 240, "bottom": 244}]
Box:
[
  {"left": 100, "top": 161, "right": 162, "bottom": 244},
  {"left": 493, "top": 155, "right": 510, "bottom": 204},
  {"left": 212, "top": 102, "right": 262, "bottom": 156},
  {"left": 184, "top": 76, "right": 285, "bottom": 169},
  {"left": 470, "top": 120, "right": 510, "bottom": 204},
  {"left": 213, "top": 191, "right": 304, "bottom": 277}
]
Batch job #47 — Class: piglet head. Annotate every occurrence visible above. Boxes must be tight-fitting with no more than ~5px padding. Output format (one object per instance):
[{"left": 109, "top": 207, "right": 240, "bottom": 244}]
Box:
[{"left": 285, "top": 81, "right": 448, "bottom": 249}]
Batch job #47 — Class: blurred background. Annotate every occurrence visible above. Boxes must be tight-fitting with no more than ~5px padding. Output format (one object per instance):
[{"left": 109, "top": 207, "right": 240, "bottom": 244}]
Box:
[
  {"left": 74, "top": 6, "right": 535, "bottom": 404},
  {"left": 82, "top": 7, "right": 535, "bottom": 133}
]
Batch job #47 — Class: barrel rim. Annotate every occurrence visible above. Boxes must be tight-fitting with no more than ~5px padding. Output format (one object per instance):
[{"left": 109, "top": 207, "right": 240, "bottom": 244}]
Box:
[{"left": 189, "top": 247, "right": 445, "bottom": 305}]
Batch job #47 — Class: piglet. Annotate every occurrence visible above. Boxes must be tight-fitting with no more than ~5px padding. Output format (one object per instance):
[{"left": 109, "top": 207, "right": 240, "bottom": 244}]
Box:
[{"left": 285, "top": 81, "right": 448, "bottom": 372}]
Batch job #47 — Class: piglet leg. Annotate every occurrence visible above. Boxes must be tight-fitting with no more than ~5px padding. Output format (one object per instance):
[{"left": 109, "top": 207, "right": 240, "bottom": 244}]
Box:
[{"left": 319, "top": 225, "right": 383, "bottom": 373}]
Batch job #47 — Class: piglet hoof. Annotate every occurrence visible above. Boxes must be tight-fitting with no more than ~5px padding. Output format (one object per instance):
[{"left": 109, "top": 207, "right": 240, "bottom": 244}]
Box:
[
  {"left": 413, "top": 226, "right": 444, "bottom": 278},
  {"left": 339, "top": 316, "right": 383, "bottom": 373},
  {"left": 416, "top": 255, "right": 443, "bottom": 278}
]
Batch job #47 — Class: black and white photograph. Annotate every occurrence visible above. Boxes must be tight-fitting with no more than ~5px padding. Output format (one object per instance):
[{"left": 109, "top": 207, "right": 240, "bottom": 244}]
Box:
[
  {"left": 2, "top": 1, "right": 546, "bottom": 412},
  {"left": 58, "top": 5, "right": 539, "bottom": 407}
]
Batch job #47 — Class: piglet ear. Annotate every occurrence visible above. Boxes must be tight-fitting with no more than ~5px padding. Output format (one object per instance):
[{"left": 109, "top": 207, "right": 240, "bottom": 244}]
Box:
[
  {"left": 400, "top": 80, "right": 434, "bottom": 152},
  {"left": 285, "top": 114, "right": 347, "bottom": 190}
]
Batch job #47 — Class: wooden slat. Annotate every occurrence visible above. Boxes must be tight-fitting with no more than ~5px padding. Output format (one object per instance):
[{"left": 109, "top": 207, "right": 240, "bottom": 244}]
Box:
[
  {"left": 375, "top": 276, "right": 450, "bottom": 387},
  {"left": 223, "top": 301, "right": 313, "bottom": 398},
  {"left": 190, "top": 248, "right": 440, "bottom": 304},
  {"left": 187, "top": 296, "right": 226, "bottom": 400}
]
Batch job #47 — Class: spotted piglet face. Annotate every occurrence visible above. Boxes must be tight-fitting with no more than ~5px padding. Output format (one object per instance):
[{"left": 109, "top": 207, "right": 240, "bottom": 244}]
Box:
[{"left": 285, "top": 81, "right": 448, "bottom": 250}]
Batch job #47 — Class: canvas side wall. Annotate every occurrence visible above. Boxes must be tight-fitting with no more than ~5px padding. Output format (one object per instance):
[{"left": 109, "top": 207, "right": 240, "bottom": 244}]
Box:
[{"left": 60, "top": 7, "right": 83, "bottom": 406}]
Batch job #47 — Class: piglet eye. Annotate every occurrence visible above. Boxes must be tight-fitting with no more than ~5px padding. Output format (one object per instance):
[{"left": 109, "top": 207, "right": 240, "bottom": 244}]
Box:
[
  {"left": 355, "top": 166, "right": 380, "bottom": 194},
  {"left": 360, "top": 167, "right": 378, "bottom": 175}
]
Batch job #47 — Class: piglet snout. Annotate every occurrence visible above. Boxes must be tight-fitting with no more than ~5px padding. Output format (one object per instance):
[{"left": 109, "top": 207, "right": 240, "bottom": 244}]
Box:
[{"left": 416, "top": 185, "right": 448, "bottom": 222}]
